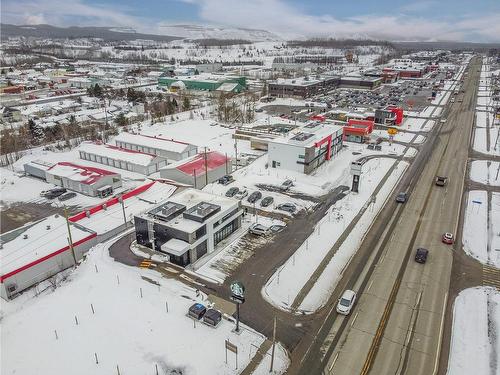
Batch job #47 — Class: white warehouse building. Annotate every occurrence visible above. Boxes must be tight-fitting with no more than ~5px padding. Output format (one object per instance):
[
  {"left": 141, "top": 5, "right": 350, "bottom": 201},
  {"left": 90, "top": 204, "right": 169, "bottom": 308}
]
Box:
[
  {"left": 114, "top": 132, "right": 198, "bottom": 163},
  {"left": 79, "top": 142, "right": 167, "bottom": 175}
]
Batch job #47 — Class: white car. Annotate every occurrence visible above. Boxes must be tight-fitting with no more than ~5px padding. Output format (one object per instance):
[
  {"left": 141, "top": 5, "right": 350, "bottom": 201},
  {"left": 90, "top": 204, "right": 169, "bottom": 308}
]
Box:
[
  {"left": 336, "top": 290, "right": 357, "bottom": 315},
  {"left": 234, "top": 189, "right": 248, "bottom": 200},
  {"left": 248, "top": 223, "right": 270, "bottom": 236}
]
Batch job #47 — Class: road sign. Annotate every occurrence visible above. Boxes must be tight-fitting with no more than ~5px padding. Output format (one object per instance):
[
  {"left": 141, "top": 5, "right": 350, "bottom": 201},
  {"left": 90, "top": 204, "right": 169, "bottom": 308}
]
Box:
[
  {"left": 387, "top": 127, "right": 398, "bottom": 136},
  {"left": 225, "top": 340, "right": 238, "bottom": 354}
]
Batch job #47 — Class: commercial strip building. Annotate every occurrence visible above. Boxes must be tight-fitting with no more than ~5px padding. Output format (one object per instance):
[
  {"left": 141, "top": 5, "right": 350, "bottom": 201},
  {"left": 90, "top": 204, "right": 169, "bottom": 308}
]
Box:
[
  {"left": 268, "top": 74, "right": 383, "bottom": 99},
  {"left": 267, "top": 122, "right": 343, "bottom": 174},
  {"left": 160, "top": 151, "right": 231, "bottom": 189},
  {"left": 268, "top": 76, "right": 340, "bottom": 99},
  {"left": 134, "top": 189, "right": 242, "bottom": 267},
  {"left": 24, "top": 160, "right": 122, "bottom": 197},
  {"left": 79, "top": 142, "right": 167, "bottom": 175},
  {"left": 158, "top": 74, "right": 247, "bottom": 93},
  {"left": 114, "top": 132, "right": 198, "bottom": 163}
]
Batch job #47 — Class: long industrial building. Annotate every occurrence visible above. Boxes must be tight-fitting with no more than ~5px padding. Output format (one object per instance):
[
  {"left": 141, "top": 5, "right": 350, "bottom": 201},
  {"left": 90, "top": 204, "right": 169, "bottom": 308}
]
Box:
[{"left": 114, "top": 132, "right": 198, "bottom": 163}]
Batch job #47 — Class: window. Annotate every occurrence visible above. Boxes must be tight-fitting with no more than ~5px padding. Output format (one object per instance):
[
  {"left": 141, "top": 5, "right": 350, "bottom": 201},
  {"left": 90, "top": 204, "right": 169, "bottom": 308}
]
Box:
[{"left": 298, "top": 154, "right": 305, "bottom": 159}]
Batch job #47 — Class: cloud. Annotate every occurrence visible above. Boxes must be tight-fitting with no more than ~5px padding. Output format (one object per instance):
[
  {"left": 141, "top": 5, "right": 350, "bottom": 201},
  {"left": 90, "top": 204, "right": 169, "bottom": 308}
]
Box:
[
  {"left": 1, "top": 0, "right": 499, "bottom": 42},
  {"left": 182, "top": 0, "right": 500, "bottom": 42},
  {"left": 1, "top": 0, "right": 144, "bottom": 30}
]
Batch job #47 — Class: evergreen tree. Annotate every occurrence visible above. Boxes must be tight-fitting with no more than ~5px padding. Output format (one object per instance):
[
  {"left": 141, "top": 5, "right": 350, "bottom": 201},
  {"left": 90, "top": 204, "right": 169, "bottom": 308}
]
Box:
[
  {"left": 27, "top": 118, "right": 45, "bottom": 145},
  {"left": 115, "top": 113, "right": 128, "bottom": 127},
  {"left": 182, "top": 96, "right": 190, "bottom": 111}
]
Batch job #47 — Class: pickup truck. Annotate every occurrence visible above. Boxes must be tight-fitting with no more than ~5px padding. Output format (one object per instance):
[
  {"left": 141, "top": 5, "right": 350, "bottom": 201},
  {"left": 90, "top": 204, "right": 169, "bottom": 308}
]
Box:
[{"left": 435, "top": 176, "right": 448, "bottom": 186}]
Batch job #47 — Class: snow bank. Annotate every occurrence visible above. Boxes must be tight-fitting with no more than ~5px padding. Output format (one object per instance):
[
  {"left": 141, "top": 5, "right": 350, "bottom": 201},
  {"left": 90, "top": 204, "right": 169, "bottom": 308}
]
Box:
[
  {"left": 447, "top": 287, "right": 499, "bottom": 375},
  {"left": 470, "top": 160, "right": 500, "bottom": 186},
  {"left": 462, "top": 190, "right": 489, "bottom": 265}
]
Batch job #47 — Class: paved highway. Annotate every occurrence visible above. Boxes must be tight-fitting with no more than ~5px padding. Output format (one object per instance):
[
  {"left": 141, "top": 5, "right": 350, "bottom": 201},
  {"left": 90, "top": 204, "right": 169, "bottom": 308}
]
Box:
[{"left": 292, "top": 56, "right": 481, "bottom": 375}]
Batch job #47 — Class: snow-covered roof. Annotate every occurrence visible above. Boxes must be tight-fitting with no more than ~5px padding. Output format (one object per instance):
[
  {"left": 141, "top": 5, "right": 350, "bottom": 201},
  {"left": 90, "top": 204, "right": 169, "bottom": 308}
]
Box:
[
  {"left": 114, "top": 132, "right": 194, "bottom": 154},
  {"left": 269, "top": 123, "right": 343, "bottom": 148},
  {"left": 72, "top": 181, "right": 177, "bottom": 234},
  {"left": 47, "top": 162, "right": 120, "bottom": 185},
  {"left": 161, "top": 238, "right": 190, "bottom": 256},
  {"left": 0, "top": 215, "right": 96, "bottom": 280},
  {"left": 162, "top": 151, "right": 229, "bottom": 177},
  {"left": 79, "top": 142, "right": 157, "bottom": 166}
]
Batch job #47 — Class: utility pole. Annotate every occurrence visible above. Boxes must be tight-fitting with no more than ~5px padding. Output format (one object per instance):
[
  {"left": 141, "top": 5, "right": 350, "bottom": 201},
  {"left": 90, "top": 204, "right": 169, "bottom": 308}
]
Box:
[
  {"left": 193, "top": 168, "right": 197, "bottom": 189},
  {"left": 204, "top": 147, "right": 209, "bottom": 187},
  {"left": 64, "top": 206, "right": 77, "bottom": 265},
  {"left": 234, "top": 138, "right": 238, "bottom": 171},
  {"left": 119, "top": 196, "right": 127, "bottom": 226},
  {"left": 270, "top": 316, "right": 277, "bottom": 372}
]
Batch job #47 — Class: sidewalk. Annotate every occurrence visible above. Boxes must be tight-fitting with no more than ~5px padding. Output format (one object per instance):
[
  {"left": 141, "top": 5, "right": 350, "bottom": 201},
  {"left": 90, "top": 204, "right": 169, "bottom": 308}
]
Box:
[{"left": 240, "top": 339, "right": 273, "bottom": 375}]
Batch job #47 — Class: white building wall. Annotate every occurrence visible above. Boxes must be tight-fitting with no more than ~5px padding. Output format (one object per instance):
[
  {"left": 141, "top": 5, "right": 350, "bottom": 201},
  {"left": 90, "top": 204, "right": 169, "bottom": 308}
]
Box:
[{"left": 267, "top": 142, "right": 305, "bottom": 173}]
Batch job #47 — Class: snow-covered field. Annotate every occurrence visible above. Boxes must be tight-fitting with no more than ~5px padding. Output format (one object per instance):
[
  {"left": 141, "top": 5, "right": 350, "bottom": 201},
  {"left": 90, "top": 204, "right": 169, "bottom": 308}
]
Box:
[
  {"left": 1, "top": 237, "right": 289, "bottom": 375},
  {"left": 262, "top": 158, "right": 407, "bottom": 313},
  {"left": 447, "top": 287, "right": 500, "bottom": 375},
  {"left": 470, "top": 160, "right": 500, "bottom": 186},
  {"left": 473, "top": 127, "right": 500, "bottom": 156},
  {"left": 462, "top": 190, "right": 500, "bottom": 268}
]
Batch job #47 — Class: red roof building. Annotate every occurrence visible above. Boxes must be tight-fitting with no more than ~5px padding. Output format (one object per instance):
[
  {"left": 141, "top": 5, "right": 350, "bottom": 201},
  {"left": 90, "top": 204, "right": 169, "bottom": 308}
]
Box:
[
  {"left": 343, "top": 119, "right": 374, "bottom": 143},
  {"left": 160, "top": 151, "right": 231, "bottom": 189}
]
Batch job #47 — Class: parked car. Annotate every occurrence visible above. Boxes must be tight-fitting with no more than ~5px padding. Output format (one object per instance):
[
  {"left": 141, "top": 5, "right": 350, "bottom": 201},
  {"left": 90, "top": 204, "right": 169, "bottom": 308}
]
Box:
[
  {"left": 269, "top": 224, "right": 285, "bottom": 233},
  {"left": 40, "top": 187, "right": 66, "bottom": 197},
  {"left": 280, "top": 179, "right": 294, "bottom": 191},
  {"left": 396, "top": 192, "right": 408, "bottom": 203},
  {"left": 225, "top": 187, "right": 239, "bottom": 197},
  {"left": 234, "top": 189, "right": 248, "bottom": 200},
  {"left": 415, "top": 248, "right": 429, "bottom": 264},
  {"left": 218, "top": 175, "right": 234, "bottom": 185},
  {"left": 442, "top": 232, "right": 454, "bottom": 244},
  {"left": 435, "top": 176, "right": 448, "bottom": 186},
  {"left": 248, "top": 223, "right": 270, "bottom": 236},
  {"left": 58, "top": 192, "right": 77, "bottom": 201},
  {"left": 247, "top": 191, "right": 262, "bottom": 203},
  {"left": 260, "top": 196, "right": 274, "bottom": 207},
  {"left": 255, "top": 108, "right": 264, "bottom": 113},
  {"left": 336, "top": 290, "right": 357, "bottom": 315},
  {"left": 276, "top": 203, "right": 296, "bottom": 213},
  {"left": 44, "top": 188, "right": 67, "bottom": 199}
]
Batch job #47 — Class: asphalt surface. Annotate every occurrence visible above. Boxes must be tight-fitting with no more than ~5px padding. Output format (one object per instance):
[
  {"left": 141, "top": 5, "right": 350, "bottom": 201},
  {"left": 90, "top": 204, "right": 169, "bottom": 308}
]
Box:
[{"left": 292, "top": 56, "right": 482, "bottom": 375}]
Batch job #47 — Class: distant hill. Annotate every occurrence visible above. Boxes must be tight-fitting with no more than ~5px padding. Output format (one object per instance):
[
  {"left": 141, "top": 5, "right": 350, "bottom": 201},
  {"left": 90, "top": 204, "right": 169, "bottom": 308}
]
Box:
[
  {"left": 0, "top": 24, "right": 182, "bottom": 42},
  {"left": 157, "top": 24, "right": 281, "bottom": 42},
  {"left": 393, "top": 41, "right": 500, "bottom": 51}
]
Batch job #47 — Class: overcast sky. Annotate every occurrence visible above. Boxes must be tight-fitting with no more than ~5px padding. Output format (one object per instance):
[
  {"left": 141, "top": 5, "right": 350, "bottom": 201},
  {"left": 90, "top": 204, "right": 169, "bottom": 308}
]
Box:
[{"left": 2, "top": 0, "right": 499, "bottom": 42}]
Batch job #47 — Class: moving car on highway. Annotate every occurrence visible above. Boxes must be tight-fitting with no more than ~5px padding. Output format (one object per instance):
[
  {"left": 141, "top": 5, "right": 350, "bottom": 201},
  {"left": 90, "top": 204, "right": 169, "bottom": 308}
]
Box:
[
  {"left": 435, "top": 176, "right": 448, "bottom": 186},
  {"left": 442, "top": 232, "right": 454, "bottom": 244},
  {"left": 415, "top": 248, "right": 429, "bottom": 264},
  {"left": 396, "top": 192, "right": 408, "bottom": 203},
  {"left": 336, "top": 290, "right": 357, "bottom": 315}
]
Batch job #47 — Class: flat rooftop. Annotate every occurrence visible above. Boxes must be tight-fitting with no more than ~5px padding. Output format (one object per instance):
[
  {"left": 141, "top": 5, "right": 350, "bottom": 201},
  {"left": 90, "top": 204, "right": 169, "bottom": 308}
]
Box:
[
  {"left": 79, "top": 142, "right": 157, "bottom": 166},
  {"left": 1, "top": 215, "right": 95, "bottom": 279},
  {"left": 114, "top": 132, "right": 194, "bottom": 154},
  {"left": 269, "top": 123, "right": 343, "bottom": 148}
]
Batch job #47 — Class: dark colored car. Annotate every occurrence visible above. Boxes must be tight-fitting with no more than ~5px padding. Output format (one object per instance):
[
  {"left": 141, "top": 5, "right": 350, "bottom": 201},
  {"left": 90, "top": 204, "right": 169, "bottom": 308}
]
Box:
[
  {"left": 276, "top": 203, "right": 297, "bottom": 213},
  {"left": 247, "top": 191, "right": 262, "bottom": 203},
  {"left": 225, "top": 187, "right": 239, "bottom": 197},
  {"left": 415, "top": 248, "right": 429, "bottom": 264},
  {"left": 396, "top": 192, "right": 408, "bottom": 203},
  {"left": 260, "top": 196, "right": 274, "bottom": 207},
  {"left": 58, "top": 192, "right": 77, "bottom": 201},
  {"left": 218, "top": 175, "right": 234, "bottom": 185},
  {"left": 45, "top": 188, "right": 67, "bottom": 199}
]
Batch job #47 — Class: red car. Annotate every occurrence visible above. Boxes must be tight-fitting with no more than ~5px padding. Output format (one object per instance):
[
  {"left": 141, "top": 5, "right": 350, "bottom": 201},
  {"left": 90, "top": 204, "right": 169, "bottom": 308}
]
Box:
[{"left": 442, "top": 232, "right": 454, "bottom": 244}]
